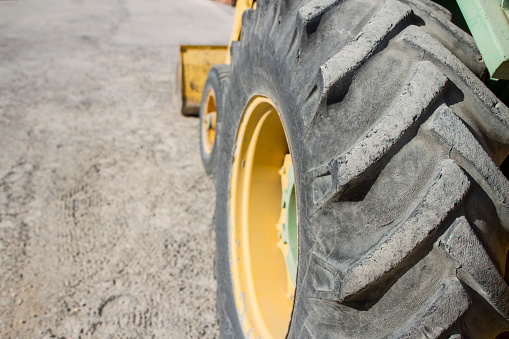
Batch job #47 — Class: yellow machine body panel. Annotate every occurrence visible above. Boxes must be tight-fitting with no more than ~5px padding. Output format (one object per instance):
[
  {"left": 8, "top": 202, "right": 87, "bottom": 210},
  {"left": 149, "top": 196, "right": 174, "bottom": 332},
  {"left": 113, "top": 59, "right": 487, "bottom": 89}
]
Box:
[
  {"left": 176, "top": 45, "right": 228, "bottom": 116},
  {"left": 225, "top": 0, "right": 254, "bottom": 64},
  {"left": 177, "top": 0, "right": 253, "bottom": 115}
]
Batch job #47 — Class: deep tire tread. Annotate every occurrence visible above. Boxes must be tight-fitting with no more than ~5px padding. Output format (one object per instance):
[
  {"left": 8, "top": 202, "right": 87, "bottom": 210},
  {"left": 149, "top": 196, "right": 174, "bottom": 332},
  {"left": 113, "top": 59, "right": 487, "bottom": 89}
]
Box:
[
  {"left": 295, "top": 0, "right": 509, "bottom": 337},
  {"left": 216, "top": 1, "right": 509, "bottom": 338},
  {"left": 401, "top": 0, "right": 484, "bottom": 76},
  {"left": 301, "top": 0, "right": 413, "bottom": 127},
  {"left": 440, "top": 217, "right": 509, "bottom": 321},
  {"left": 309, "top": 61, "right": 449, "bottom": 211},
  {"left": 429, "top": 106, "right": 509, "bottom": 221},
  {"left": 310, "top": 160, "right": 471, "bottom": 301},
  {"left": 395, "top": 278, "right": 470, "bottom": 339},
  {"left": 399, "top": 26, "right": 509, "bottom": 147},
  {"left": 298, "top": 0, "right": 343, "bottom": 35}
]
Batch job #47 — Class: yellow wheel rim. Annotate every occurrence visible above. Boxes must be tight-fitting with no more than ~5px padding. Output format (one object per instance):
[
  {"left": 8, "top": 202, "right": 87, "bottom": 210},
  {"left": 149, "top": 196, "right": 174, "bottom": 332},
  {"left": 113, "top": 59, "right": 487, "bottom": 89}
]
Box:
[
  {"left": 229, "top": 96, "right": 295, "bottom": 339},
  {"left": 201, "top": 89, "right": 217, "bottom": 155}
]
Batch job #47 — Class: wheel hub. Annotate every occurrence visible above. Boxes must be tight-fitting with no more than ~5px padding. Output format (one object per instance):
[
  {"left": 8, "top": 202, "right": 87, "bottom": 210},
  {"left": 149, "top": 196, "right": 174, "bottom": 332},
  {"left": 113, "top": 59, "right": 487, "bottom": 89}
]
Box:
[
  {"left": 229, "top": 96, "right": 296, "bottom": 339},
  {"left": 201, "top": 89, "right": 216, "bottom": 154}
]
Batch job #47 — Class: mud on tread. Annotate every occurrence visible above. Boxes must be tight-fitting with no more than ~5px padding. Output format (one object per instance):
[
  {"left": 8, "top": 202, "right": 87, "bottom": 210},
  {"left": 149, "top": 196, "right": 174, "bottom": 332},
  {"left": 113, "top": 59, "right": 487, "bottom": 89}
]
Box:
[{"left": 214, "top": 0, "right": 509, "bottom": 338}]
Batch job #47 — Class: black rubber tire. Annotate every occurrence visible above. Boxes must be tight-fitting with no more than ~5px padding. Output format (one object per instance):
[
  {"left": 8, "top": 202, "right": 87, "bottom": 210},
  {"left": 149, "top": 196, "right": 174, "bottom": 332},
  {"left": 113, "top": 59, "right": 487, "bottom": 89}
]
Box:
[
  {"left": 199, "top": 64, "right": 230, "bottom": 176},
  {"left": 215, "top": 1, "right": 509, "bottom": 338}
]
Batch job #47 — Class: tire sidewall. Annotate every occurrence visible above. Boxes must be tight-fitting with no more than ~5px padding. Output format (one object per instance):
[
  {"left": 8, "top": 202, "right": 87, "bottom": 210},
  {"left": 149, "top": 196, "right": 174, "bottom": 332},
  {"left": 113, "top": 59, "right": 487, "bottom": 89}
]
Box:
[{"left": 214, "top": 22, "right": 304, "bottom": 339}]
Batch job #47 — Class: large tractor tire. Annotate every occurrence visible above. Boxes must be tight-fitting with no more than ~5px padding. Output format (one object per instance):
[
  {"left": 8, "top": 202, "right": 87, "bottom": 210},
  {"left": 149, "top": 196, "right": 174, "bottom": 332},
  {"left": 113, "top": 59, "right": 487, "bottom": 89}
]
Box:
[
  {"left": 214, "top": 0, "right": 509, "bottom": 338},
  {"left": 199, "top": 64, "right": 230, "bottom": 176}
]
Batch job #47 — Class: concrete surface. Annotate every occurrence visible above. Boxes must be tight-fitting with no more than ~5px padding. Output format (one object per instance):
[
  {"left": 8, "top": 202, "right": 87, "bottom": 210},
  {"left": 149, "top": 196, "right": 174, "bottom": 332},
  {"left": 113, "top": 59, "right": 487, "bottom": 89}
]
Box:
[{"left": 0, "top": 0, "right": 234, "bottom": 337}]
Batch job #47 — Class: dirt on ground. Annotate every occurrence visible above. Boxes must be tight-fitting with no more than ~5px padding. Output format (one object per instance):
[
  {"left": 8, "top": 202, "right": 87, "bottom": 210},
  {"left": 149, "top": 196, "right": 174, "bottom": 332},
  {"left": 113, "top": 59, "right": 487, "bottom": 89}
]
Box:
[{"left": 0, "top": 1, "right": 234, "bottom": 337}]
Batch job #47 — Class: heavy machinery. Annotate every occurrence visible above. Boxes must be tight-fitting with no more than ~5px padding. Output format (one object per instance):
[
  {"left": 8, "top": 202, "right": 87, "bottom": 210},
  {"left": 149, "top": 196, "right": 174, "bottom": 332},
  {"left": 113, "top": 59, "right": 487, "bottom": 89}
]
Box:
[{"left": 179, "top": 0, "right": 509, "bottom": 337}]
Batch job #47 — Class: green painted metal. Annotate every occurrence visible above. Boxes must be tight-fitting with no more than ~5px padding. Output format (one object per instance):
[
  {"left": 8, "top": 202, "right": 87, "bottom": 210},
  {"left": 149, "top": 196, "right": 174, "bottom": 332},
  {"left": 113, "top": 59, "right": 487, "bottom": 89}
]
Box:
[
  {"left": 455, "top": 0, "right": 509, "bottom": 80},
  {"left": 280, "top": 163, "right": 298, "bottom": 287}
]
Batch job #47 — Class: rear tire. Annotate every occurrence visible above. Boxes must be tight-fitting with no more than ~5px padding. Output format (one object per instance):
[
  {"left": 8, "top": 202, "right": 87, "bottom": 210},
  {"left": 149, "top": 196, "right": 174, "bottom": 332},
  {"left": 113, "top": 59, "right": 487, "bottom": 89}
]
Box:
[
  {"left": 199, "top": 64, "right": 230, "bottom": 176},
  {"left": 215, "top": 1, "right": 509, "bottom": 338}
]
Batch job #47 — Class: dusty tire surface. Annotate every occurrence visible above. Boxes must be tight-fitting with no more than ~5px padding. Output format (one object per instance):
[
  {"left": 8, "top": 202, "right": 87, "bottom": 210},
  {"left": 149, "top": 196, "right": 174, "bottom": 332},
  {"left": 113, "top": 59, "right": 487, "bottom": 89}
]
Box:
[
  {"left": 215, "top": 0, "right": 509, "bottom": 338},
  {"left": 0, "top": 0, "right": 234, "bottom": 338},
  {"left": 200, "top": 64, "right": 230, "bottom": 176}
]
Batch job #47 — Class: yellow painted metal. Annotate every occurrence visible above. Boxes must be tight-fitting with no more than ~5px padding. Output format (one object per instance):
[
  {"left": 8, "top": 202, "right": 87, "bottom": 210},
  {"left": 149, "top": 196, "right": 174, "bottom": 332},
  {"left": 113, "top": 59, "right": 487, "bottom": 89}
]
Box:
[
  {"left": 176, "top": 45, "right": 227, "bottom": 116},
  {"left": 225, "top": 0, "right": 255, "bottom": 64},
  {"left": 230, "top": 96, "right": 292, "bottom": 339},
  {"left": 201, "top": 89, "right": 217, "bottom": 154},
  {"left": 178, "top": 0, "right": 253, "bottom": 115}
]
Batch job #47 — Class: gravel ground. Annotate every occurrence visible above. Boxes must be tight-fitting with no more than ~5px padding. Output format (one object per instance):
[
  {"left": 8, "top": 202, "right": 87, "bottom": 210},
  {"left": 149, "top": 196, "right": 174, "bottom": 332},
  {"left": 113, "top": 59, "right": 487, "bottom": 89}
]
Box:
[{"left": 0, "top": 1, "right": 234, "bottom": 337}]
